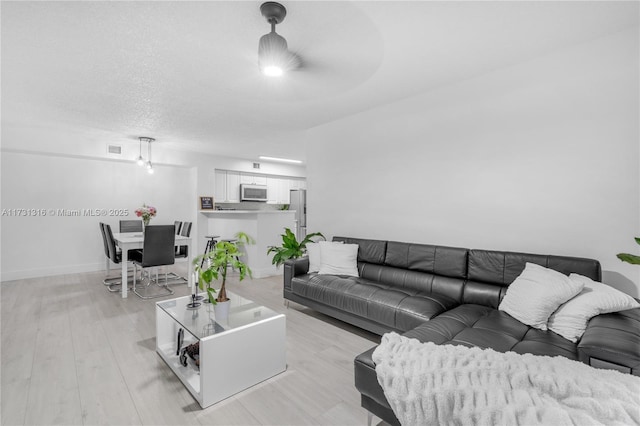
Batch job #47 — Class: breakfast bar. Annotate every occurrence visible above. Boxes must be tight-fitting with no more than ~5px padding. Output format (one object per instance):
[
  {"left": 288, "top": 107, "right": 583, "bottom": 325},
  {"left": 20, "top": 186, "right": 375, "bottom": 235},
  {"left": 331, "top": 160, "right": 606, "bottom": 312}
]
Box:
[{"left": 200, "top": 210, "right": 296, "bottom": 278}]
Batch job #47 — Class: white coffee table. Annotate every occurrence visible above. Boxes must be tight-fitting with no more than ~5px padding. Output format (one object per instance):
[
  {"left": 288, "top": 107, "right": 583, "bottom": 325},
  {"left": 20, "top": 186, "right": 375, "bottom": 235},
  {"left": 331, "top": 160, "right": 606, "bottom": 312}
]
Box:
[{"left": 156, "top": 292, "right": 286, "bottom": 408}]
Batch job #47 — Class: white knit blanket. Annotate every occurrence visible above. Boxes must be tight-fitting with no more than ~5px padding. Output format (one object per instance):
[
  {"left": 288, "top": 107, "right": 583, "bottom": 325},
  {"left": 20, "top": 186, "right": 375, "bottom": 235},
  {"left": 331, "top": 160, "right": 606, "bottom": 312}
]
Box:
[{"left": 372, "top": 332, "right": 640, "bottom": 426}]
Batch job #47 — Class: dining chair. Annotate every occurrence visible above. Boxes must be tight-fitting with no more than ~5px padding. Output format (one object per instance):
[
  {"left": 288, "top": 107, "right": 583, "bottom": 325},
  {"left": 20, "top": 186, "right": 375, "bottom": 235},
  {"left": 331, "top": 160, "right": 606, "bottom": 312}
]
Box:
[
  {"left": 99, "top": 223, "right": 120, "bottom": 291},
  {"left": 166, "top": 221, "right": 192, "bottom": 284},
  {"left": 130, "top": 225, "right": 176, "bottom": 299},
  {"left": 178, "top": 222, "right": 192, "bottom": 255},
  {"left": 174, "top": 221, "right": 182, "bottom": 236},
  {"left": 119, "top": 220, "right": 143, "bottom": 233},
  {"left": 101, "top": 223, "right": 134, "bottom": 292}
]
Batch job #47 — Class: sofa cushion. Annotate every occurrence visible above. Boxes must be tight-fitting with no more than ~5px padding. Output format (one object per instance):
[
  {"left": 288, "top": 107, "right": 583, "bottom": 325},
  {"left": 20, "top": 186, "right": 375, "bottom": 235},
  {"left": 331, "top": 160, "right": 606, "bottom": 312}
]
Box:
[
  {"left": 357, "top": 263, "right": 465, "bottom": 303},
  {"left": 306, "top": 243, "right": 321, "bottom": 273},
  {"left": 291, "top": 274, "right": 374, "bottom": 318},
  {"left": 403, "top": 304, "right": 580, "bottom": 359},
  {"left": 333, "top": 236, "right": 387, "bottom": 264},
  {"left": 498, "top": 262, "right": 584, "bottom": 330},
  {"left": 384, "top": 241, "right": 468, "bottom": 279},
  {"left": 466, "top": 250, "right": 602, "bottom": 309},
  {"left": 468, "top": 249, "right": 602, "bottom": 286},
  {"left": 317, "top": 241, "right": 359, "bottom": 277},
  {"left": 290, "top": 274, "right": 458, "bottom": 331},
  {"left": 547, "top": 274, "right": 640, "bottom": 343},
  {"left": 578, "top": 308, "right": 640, "bottom": 375}
]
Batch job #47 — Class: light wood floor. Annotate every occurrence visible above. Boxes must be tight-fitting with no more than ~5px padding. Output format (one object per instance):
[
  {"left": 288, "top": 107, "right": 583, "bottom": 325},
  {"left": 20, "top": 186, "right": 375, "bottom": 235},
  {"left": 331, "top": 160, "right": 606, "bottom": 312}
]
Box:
[{"left": 1, "top": 264, "right": 386, "bottom": 426}]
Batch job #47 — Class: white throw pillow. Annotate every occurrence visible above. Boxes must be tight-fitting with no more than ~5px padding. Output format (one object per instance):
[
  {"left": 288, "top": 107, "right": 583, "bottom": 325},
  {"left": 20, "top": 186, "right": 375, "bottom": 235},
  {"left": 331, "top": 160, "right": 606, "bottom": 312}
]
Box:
[
  {"left": 307, "top": 241, "right": 343, "bottom": 273},
  {"left": 318, "top": 241, "right": 359, "bottom": 277},
  {"left": 498, "top": 263, "right": 584, "bottom": 330},
  {"left": 306, "top": 243, "right": 321, "bottom": 273},
  {"left": 548, "top": 274, "right": 640, "bottom": 342}
]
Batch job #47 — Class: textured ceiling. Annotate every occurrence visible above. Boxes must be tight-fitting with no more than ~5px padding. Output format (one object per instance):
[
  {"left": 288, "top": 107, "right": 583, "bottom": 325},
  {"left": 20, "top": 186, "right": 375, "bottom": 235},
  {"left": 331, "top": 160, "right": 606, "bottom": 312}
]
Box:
[{"left": 2, "top": 1, "right": 638, "bottom": 163}]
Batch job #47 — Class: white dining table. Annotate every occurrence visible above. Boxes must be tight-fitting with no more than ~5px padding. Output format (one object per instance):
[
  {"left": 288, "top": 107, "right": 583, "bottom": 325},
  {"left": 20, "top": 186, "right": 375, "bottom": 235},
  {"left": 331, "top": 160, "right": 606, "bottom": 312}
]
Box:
[{"left": 112, "top": 232, "right": 192, "bottom": 298}]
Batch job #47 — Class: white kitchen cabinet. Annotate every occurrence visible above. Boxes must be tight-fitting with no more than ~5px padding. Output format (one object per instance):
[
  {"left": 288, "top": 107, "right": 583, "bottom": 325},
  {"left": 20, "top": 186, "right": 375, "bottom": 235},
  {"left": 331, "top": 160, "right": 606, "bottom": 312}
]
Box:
[
  {"left": 289, "top": 179, "right": 300, "bottom": 190},
  {"left": 266, "top": 177, "right": 279, "bottom": 204},
  {"left": 215, "top": 170, "right": 305, "bottom": 204},
  {"left": 226, "top": 171, "right": 240, "bottom": 202},
  {"left": 289, "top": 178, "right": 306, "bottom": 191},
  {"left": 214, "top": 170, "right": 227, "bottom": 203},
  {"left": 240, "top": 173, "right": 267, "bottom": 185},
  {"left": 278, "top": 179, "right": 291, "bottom": 204}
]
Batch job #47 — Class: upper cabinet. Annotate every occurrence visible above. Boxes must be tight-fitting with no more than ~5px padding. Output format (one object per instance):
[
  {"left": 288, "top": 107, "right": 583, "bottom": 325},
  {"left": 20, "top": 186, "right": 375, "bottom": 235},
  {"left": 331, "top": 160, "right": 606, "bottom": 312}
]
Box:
[
  {"left": 215, "top": 170, "right": 305, "bottom": 204},
  {"left": 266, "top": 177, "right": 279, "bottom": 204},
  {"left": 214, "top": 170, "right": 241, "bottom": 203},
  {"left": 214, "top": 170, "right": 227, "bottom": 202},
  {"left": 240, "top": 173, "right": 267, "bottom": 185},
  {"left": 226, "top": 171, "right": 240, "bottom": 202}
]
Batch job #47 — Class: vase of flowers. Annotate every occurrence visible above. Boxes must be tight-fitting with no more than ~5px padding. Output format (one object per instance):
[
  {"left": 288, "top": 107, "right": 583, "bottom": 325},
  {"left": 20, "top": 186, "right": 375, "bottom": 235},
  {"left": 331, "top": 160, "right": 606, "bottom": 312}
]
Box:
[{"left": 135, "top": 204, "right": 157, "bottom": 230}]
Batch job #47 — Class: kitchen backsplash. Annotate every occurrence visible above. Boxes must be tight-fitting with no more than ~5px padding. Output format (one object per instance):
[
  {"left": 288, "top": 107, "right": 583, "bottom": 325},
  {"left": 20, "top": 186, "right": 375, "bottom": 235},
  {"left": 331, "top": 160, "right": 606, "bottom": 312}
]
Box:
[{"left": 215, "top": 202, "right": 285, "bottom": 211}]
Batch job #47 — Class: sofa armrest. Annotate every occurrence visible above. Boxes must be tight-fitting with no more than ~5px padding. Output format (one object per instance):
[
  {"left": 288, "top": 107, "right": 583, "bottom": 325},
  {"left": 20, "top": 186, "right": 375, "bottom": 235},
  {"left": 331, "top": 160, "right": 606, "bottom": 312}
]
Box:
[
  {"left": 578, "top": 307, "right": 640, "bottom": 376},
  {"left": 284, "top": 257, "right": 310, "bottom": 292}
]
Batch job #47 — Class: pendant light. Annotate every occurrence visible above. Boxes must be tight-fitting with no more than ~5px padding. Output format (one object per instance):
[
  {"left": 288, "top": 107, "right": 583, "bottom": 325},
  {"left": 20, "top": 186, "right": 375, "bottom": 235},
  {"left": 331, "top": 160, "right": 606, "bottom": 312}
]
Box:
[
  {"left": 136, "top": 137, "right": 146, "bottom": 166},
  {"left": 135, "top": 137, "right": 155, "bottom": 174},
  {"left": 145, "top": 138, "right": 154, "bottom": 174}
]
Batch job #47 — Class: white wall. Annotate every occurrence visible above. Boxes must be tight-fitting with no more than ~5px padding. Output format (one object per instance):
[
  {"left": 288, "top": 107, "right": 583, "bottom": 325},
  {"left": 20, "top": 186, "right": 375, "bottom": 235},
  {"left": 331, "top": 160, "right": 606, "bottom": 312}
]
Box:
[
  {"left": 0, "top": 151, "right": 195, "bottom": 280},
  {"left": 306, "top": 29, "right": 640, "bottom": 296}
]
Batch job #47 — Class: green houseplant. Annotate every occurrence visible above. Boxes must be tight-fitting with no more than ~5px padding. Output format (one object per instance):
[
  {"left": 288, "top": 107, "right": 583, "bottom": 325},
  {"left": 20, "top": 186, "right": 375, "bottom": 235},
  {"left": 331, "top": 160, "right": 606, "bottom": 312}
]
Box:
[
  {"left": 617, "top": 237, "right": 640, "bottom": 265},
  {"left": 267, "top": 228, "right": 325, "bottom": 267},
  {"left": 193, "top": 232, "right": 254, "bottom": 305}
]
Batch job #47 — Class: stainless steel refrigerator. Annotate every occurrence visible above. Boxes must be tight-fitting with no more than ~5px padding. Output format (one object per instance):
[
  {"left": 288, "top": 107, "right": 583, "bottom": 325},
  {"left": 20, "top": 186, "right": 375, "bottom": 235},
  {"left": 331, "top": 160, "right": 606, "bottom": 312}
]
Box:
[{"left": 289, "top": 189, "right": 306, "bottom": 241}]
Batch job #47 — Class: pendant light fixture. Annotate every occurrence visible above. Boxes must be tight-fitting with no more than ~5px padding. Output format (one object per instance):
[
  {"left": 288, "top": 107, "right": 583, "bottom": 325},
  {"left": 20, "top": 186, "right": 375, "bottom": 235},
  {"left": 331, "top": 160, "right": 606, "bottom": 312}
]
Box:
[
  {"left": 258, "top": 2, "right": 297, "bottom": 76},
  {"left": 136, "top": 137, "right": 146, "bottom": 166},
  {"left": 135, "top": 137, "right": 155, "bottom": 174},
  {"left": 145, "top": 138, "right": 154, "bottom": 174}
]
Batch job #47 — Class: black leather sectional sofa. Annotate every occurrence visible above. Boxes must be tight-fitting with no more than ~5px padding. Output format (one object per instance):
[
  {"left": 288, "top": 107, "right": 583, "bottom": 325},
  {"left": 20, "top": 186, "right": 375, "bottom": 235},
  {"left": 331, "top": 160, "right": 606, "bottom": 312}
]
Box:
[{"left": 283, "top": 236, "right": 640, "bottom": 426}]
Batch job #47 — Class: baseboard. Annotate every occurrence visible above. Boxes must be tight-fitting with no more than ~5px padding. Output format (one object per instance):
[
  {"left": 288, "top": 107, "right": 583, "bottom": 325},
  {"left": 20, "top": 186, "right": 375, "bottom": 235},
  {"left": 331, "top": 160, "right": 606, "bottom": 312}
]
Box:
[
  {"left": 2, "top": 261, "right": 281, "bottom": 282},
  {"left": 1, "top": 262, "right": 107, "bottom": 282},
  {"left": 250, "top": 265, "right": 284, "bottom": 279}
]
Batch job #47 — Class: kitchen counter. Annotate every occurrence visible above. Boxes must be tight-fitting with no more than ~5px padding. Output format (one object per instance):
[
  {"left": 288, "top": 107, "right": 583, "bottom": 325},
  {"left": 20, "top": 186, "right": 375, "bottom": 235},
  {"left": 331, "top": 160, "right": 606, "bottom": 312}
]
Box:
[
  {"left": 199, "top": 210, "right": 295, "bottom": 214},
  {"left": 202, "top": 210, "right": 296, "bottom": 278}
]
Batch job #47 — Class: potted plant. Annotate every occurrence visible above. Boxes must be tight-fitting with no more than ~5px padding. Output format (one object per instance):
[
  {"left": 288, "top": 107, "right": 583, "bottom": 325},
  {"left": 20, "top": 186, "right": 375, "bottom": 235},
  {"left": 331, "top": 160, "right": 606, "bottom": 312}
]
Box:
[
  {"left": 617, "top": 237, "right": 640, "bottom": 265},
  {"left": 193, "top": 232, "right": 254, "bottom": 318},
  {"left": 267, "top": 228, "right": 325, "bottom": 267}
]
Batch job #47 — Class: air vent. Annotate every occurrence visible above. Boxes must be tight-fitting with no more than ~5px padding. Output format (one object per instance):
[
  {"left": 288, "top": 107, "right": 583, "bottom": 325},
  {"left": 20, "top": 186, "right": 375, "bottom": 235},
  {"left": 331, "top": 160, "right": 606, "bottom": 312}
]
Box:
[
  {"left": 253, "top": 162, "right": 261, "bottom": 169},
  {"left": 107, "top": 144, "right": 122, "bottom": 155}
]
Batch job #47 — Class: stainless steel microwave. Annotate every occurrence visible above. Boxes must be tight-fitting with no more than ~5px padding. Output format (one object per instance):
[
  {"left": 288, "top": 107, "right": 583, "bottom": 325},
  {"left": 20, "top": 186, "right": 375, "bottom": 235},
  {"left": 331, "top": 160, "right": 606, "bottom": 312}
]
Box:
[{"left": 240, "top": 184, "right": 268, "bottom": 202}]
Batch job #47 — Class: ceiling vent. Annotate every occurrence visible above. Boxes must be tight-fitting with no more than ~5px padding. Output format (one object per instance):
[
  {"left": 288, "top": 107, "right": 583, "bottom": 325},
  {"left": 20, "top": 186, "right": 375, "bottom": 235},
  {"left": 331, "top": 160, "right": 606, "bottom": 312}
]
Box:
[
  {"left": 253, "top": 162, "right": 261, "bottom": 169},
  {"left": 107, "top": 144, "right": 122, "bottom": 155}
]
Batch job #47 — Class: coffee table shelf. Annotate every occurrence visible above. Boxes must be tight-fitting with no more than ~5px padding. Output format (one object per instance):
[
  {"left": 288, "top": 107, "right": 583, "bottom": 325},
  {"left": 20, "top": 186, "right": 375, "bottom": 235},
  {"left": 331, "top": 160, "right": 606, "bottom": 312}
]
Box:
[{"left": 156, "top": 293, "right": 286, "bottom": 408}]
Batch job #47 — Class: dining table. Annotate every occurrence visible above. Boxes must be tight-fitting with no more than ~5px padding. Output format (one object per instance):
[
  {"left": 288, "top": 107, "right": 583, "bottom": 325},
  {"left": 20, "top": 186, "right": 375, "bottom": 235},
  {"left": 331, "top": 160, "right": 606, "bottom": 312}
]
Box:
[{"left": 112, "top": 232, "right": 192, "bottom": 298}]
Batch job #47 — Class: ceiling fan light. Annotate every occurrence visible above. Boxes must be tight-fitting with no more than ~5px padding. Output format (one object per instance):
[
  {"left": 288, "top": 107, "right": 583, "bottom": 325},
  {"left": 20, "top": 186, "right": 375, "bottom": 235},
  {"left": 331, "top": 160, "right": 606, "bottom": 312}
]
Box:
[
  {"left": 258, "top": 31, "right": 290, "bottom": 76},
  {"left": 262, "top": 65, "right": 284, "bottom": 77}
]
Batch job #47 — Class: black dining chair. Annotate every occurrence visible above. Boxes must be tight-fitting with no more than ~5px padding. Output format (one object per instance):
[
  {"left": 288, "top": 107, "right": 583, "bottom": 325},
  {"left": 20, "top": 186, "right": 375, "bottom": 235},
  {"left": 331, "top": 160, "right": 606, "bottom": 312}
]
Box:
[
  {"left": 167, "top": 221, "right": 192, "bottom": 284},
  {"left": 120, "top": 220, "right": 143, "bottom": 233},
  {"left": 101, "top": 223, "right": 134, "bottom": 292},
  {"left": 130, "top": 225, "right": 176, "bottom": 299},
  {"left": 99, "top": 223, "right": 120, "bottom": 291},
  {"left": 177, "top": 222, "right": 192, "bottom": 257}
]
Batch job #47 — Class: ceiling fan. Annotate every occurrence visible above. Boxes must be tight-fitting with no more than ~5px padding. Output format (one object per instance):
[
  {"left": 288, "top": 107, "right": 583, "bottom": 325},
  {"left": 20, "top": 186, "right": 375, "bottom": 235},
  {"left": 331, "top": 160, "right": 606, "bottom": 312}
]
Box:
[{"left": 258, "top": 1, "right": 301, "bottom": 77}]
